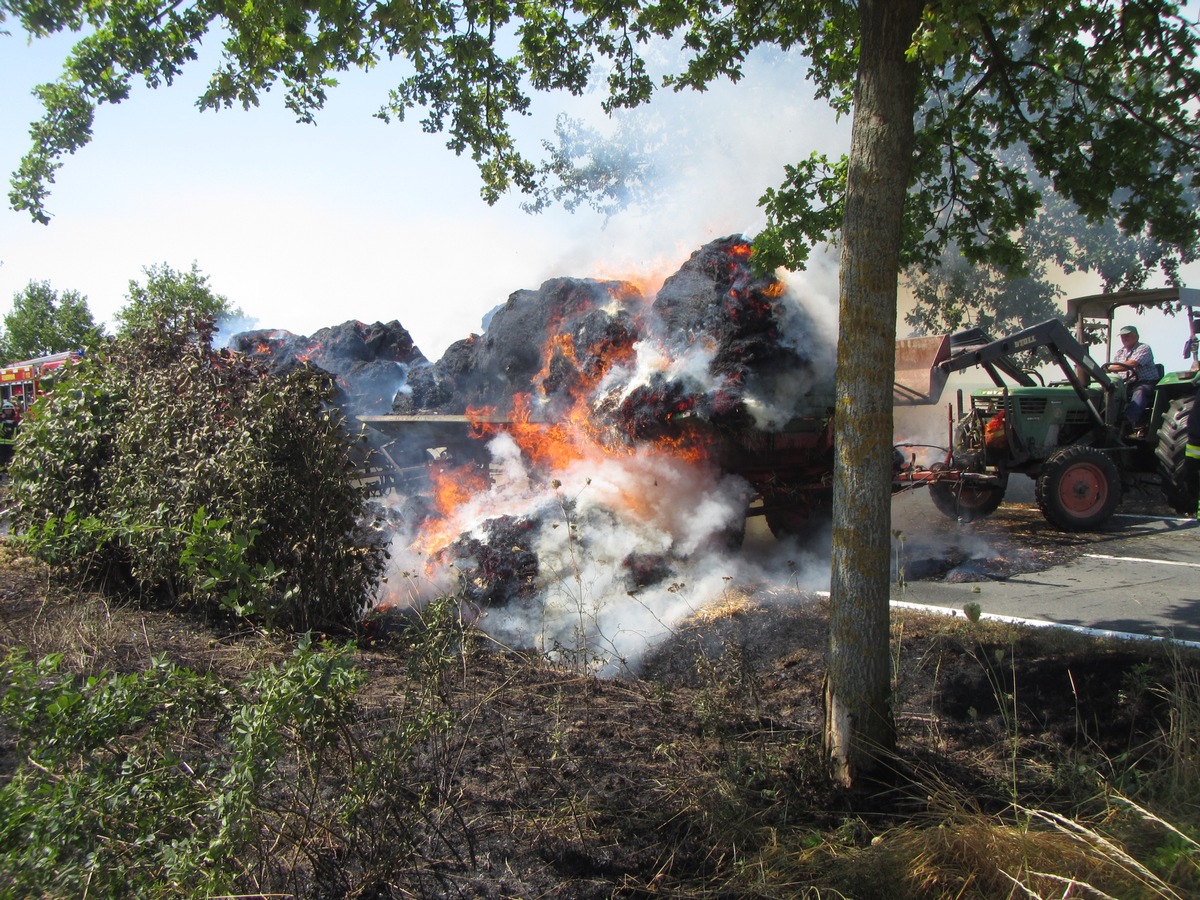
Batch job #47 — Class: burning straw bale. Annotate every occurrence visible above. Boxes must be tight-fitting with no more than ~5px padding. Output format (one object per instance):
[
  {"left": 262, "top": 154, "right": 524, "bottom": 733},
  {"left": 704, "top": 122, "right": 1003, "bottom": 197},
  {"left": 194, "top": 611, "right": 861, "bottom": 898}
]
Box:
[
  {"left": 232, "top": 236, "right": 830, "bottom": 441},
  {"left": 653, "top": 237, "right": 793, "bottom": 373},
  {"left": 393, "top": 236, "right": 830, "bottom": 436},
  {"left": 233, "top": 238, "right": 837, "bottom": 668},
  {"left": 231, "top": 320, "right": 428, "bottom": 416},
  {"left": 395, "top": 277, "right": 644, "bottom": 415},
  {"left": 444, "top": 514, "right": 541, "bottom": 607},
  {"left": 648, "top": 236, "right": 825, "bottom": 420}
]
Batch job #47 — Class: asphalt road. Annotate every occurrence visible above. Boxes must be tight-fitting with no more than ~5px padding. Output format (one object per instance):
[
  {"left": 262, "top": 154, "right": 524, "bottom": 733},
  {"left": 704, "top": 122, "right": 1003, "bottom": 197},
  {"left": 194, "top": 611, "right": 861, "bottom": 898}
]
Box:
[{"left": 890, "top": 493, "right": 1200, "bottom": 646}]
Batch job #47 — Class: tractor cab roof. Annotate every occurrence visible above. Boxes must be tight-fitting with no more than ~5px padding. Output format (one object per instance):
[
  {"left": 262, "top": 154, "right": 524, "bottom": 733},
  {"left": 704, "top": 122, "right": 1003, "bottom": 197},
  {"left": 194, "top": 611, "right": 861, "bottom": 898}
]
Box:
[
  {"left": 1065, "top": 287, "right": 1200, "bottom": 323},
  {"left": 1065, "top": 287, "right": 1200, "bottom": 367}
]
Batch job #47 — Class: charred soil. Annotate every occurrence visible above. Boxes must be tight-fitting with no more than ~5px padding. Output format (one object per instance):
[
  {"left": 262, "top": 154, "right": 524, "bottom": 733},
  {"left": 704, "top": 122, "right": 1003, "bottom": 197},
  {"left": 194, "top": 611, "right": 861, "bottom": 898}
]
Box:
[{"left": 1, "top": 501, "right": 1198, "bottom": 898}]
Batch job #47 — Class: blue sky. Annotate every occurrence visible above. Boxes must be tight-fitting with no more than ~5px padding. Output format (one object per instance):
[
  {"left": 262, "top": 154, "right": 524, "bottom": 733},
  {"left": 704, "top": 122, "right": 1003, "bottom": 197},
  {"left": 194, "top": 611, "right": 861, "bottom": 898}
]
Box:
[{"left": 0, "top": 31, "right": 848, "bottom": 359}]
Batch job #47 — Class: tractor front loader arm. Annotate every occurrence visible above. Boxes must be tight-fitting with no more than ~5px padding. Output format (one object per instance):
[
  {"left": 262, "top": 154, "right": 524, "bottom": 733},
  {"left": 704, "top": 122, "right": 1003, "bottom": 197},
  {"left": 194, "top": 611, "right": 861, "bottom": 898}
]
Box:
[{"left": 938, "top": 319, "right": 1120, "bottom": 430}]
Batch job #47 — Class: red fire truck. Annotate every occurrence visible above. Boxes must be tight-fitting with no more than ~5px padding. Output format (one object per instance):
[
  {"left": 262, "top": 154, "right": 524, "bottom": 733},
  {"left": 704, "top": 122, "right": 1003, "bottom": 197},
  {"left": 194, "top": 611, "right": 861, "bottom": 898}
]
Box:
[{"left": 0, "top": 350, "right": 81, "bottom": 412}]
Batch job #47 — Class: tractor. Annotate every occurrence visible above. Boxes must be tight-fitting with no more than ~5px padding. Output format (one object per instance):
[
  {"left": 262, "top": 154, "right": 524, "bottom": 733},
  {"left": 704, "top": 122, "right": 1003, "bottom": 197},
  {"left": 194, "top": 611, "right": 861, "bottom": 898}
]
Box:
[{"left": 901, "top": 287, "right": 1200, "bottom": 530}]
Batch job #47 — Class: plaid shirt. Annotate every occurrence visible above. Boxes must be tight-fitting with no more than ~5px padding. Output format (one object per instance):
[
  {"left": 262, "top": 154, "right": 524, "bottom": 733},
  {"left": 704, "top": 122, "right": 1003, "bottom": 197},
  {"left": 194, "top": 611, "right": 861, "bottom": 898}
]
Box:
[{"left": 1113, "top": 341, "right": 1158, "bottom": 383}]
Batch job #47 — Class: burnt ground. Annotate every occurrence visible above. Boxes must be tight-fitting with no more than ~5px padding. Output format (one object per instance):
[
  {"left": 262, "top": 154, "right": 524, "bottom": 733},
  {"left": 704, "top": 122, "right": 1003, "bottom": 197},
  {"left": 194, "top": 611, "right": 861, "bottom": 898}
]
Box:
[
  {"left": 1, "top": 491, "right": 1198, "bottom": 897},
  {"left": 889, "top": 490, "right": 1105, "bottom": 582}
]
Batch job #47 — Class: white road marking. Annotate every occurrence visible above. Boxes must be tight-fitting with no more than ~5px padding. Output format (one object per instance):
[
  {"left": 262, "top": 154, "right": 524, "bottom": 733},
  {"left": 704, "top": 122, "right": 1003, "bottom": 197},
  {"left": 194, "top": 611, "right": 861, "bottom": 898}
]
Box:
[
  {"left": 890, "top": 599, "right": 1200, "bottom": 650},
  {"left": 1113, "top": 513, "right": 1198, "bottom": 524},
  {"left": 1084, "top": 553, "right": 1200, "bottom": 569}
]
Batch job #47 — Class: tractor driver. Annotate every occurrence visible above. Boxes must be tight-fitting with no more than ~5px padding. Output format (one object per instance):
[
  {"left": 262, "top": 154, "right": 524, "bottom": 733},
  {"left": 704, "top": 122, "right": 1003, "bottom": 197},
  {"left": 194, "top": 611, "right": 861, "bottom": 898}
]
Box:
[{"left": 1103, "top": 324, "right": 1159, "bottom": 437}]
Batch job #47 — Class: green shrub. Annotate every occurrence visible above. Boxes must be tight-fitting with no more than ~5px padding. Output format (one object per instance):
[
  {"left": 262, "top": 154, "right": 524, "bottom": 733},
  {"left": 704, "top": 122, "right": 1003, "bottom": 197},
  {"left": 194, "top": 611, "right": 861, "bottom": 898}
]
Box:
[
  {"left": 0, "top": 649, "right": 231, "bottom": 897},
  {"left": 0, "top": 639, "right": 369, "bottom": 898},
  {"left": 10, "top": 313, "right": 385, "bottom": 630}
]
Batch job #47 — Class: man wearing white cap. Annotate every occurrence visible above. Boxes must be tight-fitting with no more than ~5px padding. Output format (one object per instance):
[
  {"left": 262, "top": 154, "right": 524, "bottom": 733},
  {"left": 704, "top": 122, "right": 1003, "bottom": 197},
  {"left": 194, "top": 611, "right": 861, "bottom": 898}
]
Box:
[{"left": 1103, "top": 325, "right": 1159, "bottom": 436}]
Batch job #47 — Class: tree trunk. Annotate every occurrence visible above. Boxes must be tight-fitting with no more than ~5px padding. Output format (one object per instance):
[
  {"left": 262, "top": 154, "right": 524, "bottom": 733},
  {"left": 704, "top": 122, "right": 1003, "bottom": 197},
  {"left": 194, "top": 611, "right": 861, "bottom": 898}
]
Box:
[{"left": 824, "top": 0, "right": 923, "bottom": 787}]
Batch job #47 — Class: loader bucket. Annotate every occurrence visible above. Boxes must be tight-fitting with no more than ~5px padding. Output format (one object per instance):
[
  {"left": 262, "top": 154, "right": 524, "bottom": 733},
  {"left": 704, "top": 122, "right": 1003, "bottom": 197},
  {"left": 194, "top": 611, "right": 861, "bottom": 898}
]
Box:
[{"left": 894, "top": 334, "right": 951, "bottom": 405}]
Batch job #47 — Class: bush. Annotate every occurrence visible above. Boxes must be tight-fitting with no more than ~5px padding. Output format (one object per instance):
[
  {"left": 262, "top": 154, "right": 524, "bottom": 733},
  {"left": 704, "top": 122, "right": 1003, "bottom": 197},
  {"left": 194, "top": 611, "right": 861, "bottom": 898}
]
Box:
[
  {"left": 9, "top": 314, "right": 385, "bottom": 630},
  {"left": 0, "top": 640, "right": 376, "bottom": 898},
  {"left": 0, "top": 649, "right": 230, "bottom": 898}
]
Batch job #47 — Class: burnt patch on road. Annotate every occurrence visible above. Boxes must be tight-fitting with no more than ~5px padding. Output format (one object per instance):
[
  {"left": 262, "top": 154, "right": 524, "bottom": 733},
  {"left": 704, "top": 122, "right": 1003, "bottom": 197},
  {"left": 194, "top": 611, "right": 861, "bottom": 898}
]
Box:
[{"left": 892, "top": 501, "right": 1137, "bottom": 584}]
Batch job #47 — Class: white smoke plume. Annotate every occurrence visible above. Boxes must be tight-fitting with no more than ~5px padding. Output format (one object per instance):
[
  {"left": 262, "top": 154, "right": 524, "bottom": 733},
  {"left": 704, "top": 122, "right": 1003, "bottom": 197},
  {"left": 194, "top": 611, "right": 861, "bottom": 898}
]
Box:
[{"left": 380, "top": 431, "right": 831, "bottom": 675}]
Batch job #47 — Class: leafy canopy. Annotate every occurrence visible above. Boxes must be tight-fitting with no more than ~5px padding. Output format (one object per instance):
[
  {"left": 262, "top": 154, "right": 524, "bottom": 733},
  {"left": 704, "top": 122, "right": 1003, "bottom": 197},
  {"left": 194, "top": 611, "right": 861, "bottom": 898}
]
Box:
[
  {"left": 905, "top": 148, "right": 1200, "bottom": 338},
  {"left": 113, "top": 261, "right": 243, "bottom": 340},
  {"left": 758, "top": 3, "right": 1200, "bottom": 278},
  {"left": 0, "top": 279, "right": 103, "bottom": 363}
]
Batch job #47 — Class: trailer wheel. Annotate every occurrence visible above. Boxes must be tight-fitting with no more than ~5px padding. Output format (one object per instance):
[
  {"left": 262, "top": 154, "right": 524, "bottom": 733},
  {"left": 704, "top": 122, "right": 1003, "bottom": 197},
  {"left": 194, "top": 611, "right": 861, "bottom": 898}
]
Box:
[
  {"left": 1036, "top": 445, "right": 1121, "bottom": 530},
  {"left": 763, "top": 488, "right": 832, "bottom": 539},
  {"left": 928, "top": 476, "right": 1008, "bottom": 522},
  {"left": 764, "top": 509, "right": 805, "bottom": 539},
  {"left": 1154, "top": 394, "right": 1197, "bottom": 516},
  {"left": 703, "top": 519, "right": 747, "bottom": 553}
]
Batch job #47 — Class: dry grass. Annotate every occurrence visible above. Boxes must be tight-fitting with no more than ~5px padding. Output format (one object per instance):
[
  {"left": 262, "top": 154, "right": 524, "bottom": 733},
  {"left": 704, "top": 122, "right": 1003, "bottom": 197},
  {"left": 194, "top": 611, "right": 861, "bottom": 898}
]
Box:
[
  {"left": 1157, "top": 651, "right": 1200, "bottom": 803},
  {"left": 0, "top": 542, "right": 137, "bottom": 669},
  {"left": 737, "top": 798, "right": 1197, "bottom": 899}
]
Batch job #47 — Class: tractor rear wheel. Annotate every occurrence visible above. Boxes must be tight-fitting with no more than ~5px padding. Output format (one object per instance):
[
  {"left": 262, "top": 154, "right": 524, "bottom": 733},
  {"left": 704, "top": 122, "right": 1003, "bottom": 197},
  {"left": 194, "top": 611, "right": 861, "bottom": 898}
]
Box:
[
  {"left": 928, "top": 476, "right": 1008, "bottom": 522},
  {"left": 1154, "top": 394, "right": 1197, "bottom": 516},
  {"left": 1035, "top": 445, "right": 1121, "bottom": 530}
]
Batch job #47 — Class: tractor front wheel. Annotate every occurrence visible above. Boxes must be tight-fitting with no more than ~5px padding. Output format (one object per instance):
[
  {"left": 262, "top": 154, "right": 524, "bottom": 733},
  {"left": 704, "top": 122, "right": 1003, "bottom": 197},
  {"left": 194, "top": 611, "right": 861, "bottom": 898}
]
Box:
[
  {"left": 1036, "top": 445, "right": 1121, "bottom": 531},
  {"left": 928, "top": 475, "right": 1008, "bottom": 523}
]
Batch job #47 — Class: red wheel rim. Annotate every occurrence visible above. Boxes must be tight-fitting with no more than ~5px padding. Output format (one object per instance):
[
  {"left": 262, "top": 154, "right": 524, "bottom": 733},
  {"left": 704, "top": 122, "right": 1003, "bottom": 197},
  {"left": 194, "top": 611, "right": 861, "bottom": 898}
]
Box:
[
  {"left": 1057, "top": 462, "right": 1108, "bottom": 517},
  {"left": 957, "top": 486, "right": 994, "bottom": 510}
]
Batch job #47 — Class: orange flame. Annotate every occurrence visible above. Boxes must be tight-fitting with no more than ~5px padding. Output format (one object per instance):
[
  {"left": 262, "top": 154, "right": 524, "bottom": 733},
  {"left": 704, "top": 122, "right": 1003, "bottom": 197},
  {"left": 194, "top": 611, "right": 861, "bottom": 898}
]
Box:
[
  {"left": 506, "top": 393, "right": 595, "bottom": 470},
  {"left": 404, "top": 277, "right": 730, "bottom": 567},
  {"left": 466, "top": 405, "right": 502, "bottom": 441},
  {"left": 294, "top": 339, "right": 323, "bottom": 365},
  {"left": 649, "top": 420, "right": 713, "bottom": 466},
  {"left": 411, "top": 460, "right": 493, "bottom": 558},
  {"left": 429, "top": 461, "right": 490, "bottom": 517}
]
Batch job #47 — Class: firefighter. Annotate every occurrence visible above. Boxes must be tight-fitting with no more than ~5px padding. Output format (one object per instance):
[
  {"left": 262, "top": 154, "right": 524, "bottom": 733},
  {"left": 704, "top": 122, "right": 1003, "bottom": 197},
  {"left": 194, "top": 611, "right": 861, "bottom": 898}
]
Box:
[
  {"left": 0, "top": 401, "right": 17, "bottom": 471},
  {"left": 1187, "top": 383, "right": 1200, "bottom": 517}
]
